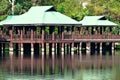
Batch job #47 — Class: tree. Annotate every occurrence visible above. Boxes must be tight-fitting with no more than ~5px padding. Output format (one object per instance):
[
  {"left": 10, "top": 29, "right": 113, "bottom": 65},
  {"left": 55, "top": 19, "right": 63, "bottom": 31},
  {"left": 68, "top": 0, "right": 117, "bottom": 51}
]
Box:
[{"left": 9, "top": 0, "right": 15, "bottom": 15}]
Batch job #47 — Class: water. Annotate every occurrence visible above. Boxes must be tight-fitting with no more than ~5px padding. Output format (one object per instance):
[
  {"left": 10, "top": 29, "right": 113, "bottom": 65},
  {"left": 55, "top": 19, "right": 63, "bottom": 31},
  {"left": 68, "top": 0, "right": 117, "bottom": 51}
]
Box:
[{"left": 0, "top": 52, "right": 120, "bottom": 80}]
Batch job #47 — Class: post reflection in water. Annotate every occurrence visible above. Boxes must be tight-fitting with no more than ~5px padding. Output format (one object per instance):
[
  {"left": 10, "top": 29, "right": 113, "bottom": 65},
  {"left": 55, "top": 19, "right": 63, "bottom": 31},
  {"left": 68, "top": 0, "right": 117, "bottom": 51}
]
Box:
[
  {"left": 42, "top": 54, "right": 44, "bottom": 75},
  {"left": 1, "top": 51, "right": 120, "bottom": 80},
  {"left": 20, "top": 53, "right": 23, "bottom": 74}
]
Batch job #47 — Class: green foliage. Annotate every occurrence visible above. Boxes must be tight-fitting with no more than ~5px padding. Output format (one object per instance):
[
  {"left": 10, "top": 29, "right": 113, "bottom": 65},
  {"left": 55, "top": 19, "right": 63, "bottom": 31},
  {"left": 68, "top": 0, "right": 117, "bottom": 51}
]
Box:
[
  {"left": 0, "top": 0, "right": 119, "bottom": 22},
  {"left": 45, "top": 27, "right": 49, "bottom": 34}
]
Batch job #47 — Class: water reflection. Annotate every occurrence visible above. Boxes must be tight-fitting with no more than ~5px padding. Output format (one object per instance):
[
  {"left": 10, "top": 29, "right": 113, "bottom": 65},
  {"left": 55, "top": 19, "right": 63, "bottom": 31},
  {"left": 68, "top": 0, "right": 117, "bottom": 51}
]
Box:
[{"left": 0, "top": 52, "right": 120, "bottom": 80}]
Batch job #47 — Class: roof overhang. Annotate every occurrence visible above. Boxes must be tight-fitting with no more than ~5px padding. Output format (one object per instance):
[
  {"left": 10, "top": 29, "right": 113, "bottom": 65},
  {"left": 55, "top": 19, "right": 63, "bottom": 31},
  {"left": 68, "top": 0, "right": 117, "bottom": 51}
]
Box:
[
  {"left": 80, "top": 25, "right": 117, "bottom": 27},
  {"left": 4, "top": 23, "right": 81, "bottom": 27}
]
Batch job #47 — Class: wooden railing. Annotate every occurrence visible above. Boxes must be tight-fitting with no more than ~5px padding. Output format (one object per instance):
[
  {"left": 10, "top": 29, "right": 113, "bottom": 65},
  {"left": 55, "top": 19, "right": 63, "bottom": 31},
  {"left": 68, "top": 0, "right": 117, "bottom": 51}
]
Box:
[
  {"left": 33, "top": 34, "right": 42, "bottom": 40},
  {"left": 45, "top": 34, "right": 52, "bottom": 40},
  {"left": 23, "top": 34, "right": 31, "bottom": 40},
  {"left": 12, "top": 34, "right": 21, "bottom": 40},
  {"left": 54, "top": 34, "right": 62, "bottom": 40},
  {"left": 2, "top": 34, "right": 120, "bottom": 41},
  {"left": 0, "top": 34, "right": 10, "bottom": 40},
  {"left": 74, "top": 34, "right": 120, "bottom": 39},
  {"left": 64, "top": 34, "right": 72, "bottom": 39}
]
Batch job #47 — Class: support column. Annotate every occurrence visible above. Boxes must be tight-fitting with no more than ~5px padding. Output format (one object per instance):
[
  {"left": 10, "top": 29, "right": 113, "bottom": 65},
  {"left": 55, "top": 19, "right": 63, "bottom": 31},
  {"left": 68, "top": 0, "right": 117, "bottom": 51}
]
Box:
[
  {"left": 71, "top": 42, "right": 74, "bottom": 55},
  {"left": 52, "top": 43, "right": 55, "bottom": 55},
  {"left": 61, "top": 43, "right": 64, "bottom": 55},
  {"left": 31, "top": 43, "right": 34, "bottom": 55},
  {"left": 1, "top": 43, "right": 3, "bottom": 54},
  {"left": 42, "top": 27, "right": 45, "bottom": 55},
  {"left": 31, "top": 27, "right": 33, "bottom": 40},
  {"left": 61, "top": 26, "right": 64, "bottom": 55},
  {"left": 71, "top": 26, "right": 74, "bottom": 55},
  {"left": 9, "top": 42, "right": 13, "bottom": 55},
  {"left": 112, "top": 42, "right": 115, "bottom": 55},
  {"left": 100, "top": 42, "right": 102, "bottom": 55},
  {"left": 42, "top": 43, "right": 44, "bottom": 55},
  {"left": 52, "top": 26, "right": 55, "bottom": 55},
  {"left": 9, "top": 26, "right": 13, "bottom": 55},
  {"left": 21, "top": 43, "right": 23, "bottom": 55},
  {"left": 79, "top": 42, "right": 82, "bottom": 55},
  {"left": 86, "top": 42, "right": 90, "bottom": 55}
]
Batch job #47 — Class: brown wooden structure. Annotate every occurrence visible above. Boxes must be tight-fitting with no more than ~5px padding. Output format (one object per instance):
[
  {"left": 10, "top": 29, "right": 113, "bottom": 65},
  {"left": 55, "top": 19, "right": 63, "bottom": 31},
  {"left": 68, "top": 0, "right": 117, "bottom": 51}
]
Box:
[{"left": 0, "top": 6, "right": 118, "bottom": 56}]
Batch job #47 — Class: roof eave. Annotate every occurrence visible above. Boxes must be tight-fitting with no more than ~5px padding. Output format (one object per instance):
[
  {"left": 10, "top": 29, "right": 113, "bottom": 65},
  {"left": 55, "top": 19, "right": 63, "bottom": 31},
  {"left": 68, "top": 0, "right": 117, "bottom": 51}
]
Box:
[
  {"left": 4, "top": 23, "right": 82, "bottom": 27},
  {"left": 81, "top": 25, "right": 117, "bottom": 27}
]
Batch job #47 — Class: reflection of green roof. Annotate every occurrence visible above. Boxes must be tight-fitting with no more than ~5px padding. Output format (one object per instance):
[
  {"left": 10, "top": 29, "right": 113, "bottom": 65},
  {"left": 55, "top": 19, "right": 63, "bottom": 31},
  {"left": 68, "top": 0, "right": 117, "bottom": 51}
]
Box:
[
  {"left": 4, "top": 6, "right": 80, "bottom": 26},
  {"left": 80, "top": 16, "right": 117, "bottom": 27}
]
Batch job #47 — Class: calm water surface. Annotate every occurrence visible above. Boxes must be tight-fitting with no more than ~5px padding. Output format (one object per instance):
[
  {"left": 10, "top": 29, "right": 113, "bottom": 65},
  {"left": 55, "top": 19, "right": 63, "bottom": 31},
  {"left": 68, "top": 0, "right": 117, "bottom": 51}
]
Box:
[{"left": 0, "top": 52, "right": 120, "bottom": 80}]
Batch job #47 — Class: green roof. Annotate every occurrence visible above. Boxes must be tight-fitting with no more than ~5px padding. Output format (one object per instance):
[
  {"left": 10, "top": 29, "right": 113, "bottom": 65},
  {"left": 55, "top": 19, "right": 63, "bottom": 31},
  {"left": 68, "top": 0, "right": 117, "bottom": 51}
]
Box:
[
  {"left": 0, "top": 16, "right": 14, "bottom": 26},
  {"left": 4, "top": 6, "right": 80, "bottom": 26},
  {"left": 80, "top": 16, "right": 117, "bottom": 26}
]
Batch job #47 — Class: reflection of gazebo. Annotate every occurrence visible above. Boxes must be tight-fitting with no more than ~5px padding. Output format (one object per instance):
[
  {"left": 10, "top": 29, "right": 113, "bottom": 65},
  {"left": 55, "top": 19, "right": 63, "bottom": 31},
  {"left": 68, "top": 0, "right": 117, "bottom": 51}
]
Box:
[{"left": 1, "top": 6, "right": 80, "bottom": 55}]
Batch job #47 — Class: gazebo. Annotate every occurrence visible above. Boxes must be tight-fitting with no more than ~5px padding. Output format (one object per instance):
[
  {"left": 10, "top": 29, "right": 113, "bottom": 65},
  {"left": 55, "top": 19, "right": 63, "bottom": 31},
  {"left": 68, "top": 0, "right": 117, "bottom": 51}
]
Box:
[
  {"left": 74, "top": 16, "right": 118, "bottom": 55},
  {"left": 1, "top": 6, "right": 81, "bottom": 55}
]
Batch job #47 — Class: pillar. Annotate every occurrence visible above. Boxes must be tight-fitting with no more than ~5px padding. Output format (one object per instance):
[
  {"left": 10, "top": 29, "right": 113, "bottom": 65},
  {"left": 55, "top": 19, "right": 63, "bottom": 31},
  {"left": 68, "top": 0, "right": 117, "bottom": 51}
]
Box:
[
  {"left": 31, "top": 43, "right": 34, "bottom": 55},
  {"left": 71, "top": 42, "right": 74, "bottom": 55},
  {"left": 21, "top": 43, "right": 24, "bottom": 55},
  {"left": 52, "top": 43, "right": 55, "bottom": 55},
  {"left": 42, "top": 27, "right": 45, "bottom": 55},
  {"left": 3, "top": 43, "right": 6, "bottom": 54},
  {"left": 9, "top": 26, "right": 13, "bottom": 55},
  {"left": 61, "top": 43, "right": 64, "bottom": 55},
  {"left": 52, "top": 26, "right": 55, "bottom": 55},
  {"left": 20, "top": 27, "right": 23, "bottom": 40},
  {"left": 112, "top": 42, "right": 115, "bottom": 55},
  {"left": 79, "top": 42, "right": 82, "bottom": 55},
  {"left": 42, "top": 43, "right": 44, "bottom": 55},
  {"left": 61, "top": 26, "right": 64, "bottom": 55},
  {"left": 31, "top": 27, "right": 33, "bottom": 40},
  {"left": 86, "top": 42, "right": 90, "bottom": 55},
  {"left": 9, "top": 42, "right": 13, "bottom": 55},
  {"left": 100, "top": 42, "right": 102, "bottom": 55},
  {"left": 71, "top": 26, "right": 74, "bottom": 55},
  {"left": 1, "top": 43, "right": 3, "bottom": 54}
]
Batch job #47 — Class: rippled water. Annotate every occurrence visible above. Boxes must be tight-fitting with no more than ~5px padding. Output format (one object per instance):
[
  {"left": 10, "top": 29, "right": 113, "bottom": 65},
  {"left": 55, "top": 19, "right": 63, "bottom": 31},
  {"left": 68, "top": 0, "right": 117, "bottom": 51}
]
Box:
[{"left": 0, "top": 52, "right": 120, "bottom": 80}]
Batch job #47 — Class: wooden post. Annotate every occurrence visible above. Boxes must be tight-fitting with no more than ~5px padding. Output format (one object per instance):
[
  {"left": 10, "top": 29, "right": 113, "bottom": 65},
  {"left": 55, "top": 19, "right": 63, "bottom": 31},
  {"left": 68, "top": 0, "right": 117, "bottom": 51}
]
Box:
[
  {"left": 20, "top": 27, "right": 23, "bottom": 40},
  {"left": 31, "top": 27, "right": 33, "bottom": 40},
  {"left": 21, "top": 43, "right": 23, "bottom": 55},
  {"left": 61, "top": 26, "right": 64, "bottom": 55},
  {"left": 61, "top": 43, "right": 64, "bottom": 55},
  {"left": 100, "top": 42, "right": 102, "bottom": 55},
  {"left": 86, "top": 42, "right": 90, "bottom": 55},
  {"left": 1, "top": 43, "right": 3, "bottom": 54},
  {"left": 9, "top": 26, "right": 13, "bottom": 55},
  {"left": 112, "top": 42, "right": 115, "bottom": 55},
  {"left": 52, "top": 26, "right": 55, "bottom": 55},
  {"left": 9, "top": 42, "right": 13, "bottom": 55},
  {"left": 71, "top": 26, "right": 74, "bottom": 55},
  {"left": 31, "top": 43, "right": 34, "bottom": 55},
  {"left": 61, "top": 26, "right": 64, "bottom": 40},
  {"left": 79, "top": 42, "right": 82, "bottom": 55},
  {"left": 42, "top": 27, "right": 45, "bottom": 55}
]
